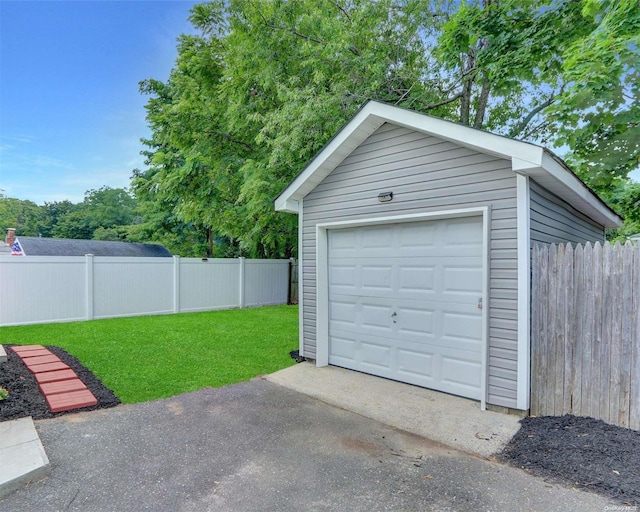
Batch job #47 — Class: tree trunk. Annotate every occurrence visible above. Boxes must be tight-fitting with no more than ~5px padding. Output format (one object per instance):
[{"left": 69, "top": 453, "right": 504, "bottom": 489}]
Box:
[
  {"left": 459, "top": 52, "right": 476, "bottom": 126},
  {"left": 207, "top": 228, "right": 214, "bottom": 257},
  {"left": 473, "top": 78, "right": 491, "bottom": 129}
]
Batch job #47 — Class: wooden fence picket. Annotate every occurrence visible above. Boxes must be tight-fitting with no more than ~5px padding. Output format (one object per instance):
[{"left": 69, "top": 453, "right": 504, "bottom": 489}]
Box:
[{"left": 531, "top": 241, "right": 640, "bottom": 430}]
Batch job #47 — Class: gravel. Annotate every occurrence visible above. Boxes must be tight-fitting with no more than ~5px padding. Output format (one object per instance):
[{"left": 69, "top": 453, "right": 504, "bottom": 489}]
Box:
[
  {"left": 0, "top": 345, "right": 120, "bottom": 421},
  {"left": 499, "top": 414, "right": 640, "bottom": 506}
]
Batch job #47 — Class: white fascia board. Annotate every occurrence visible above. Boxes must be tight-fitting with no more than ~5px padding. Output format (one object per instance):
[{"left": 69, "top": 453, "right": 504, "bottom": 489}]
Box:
[
  {"left": 539, "top": 152, "right": 621, "bottom": 227},
  {"left": 275, "top": 198, "right": 300, "bottom": 214},
  {"left": 274, "top": 105, "right": 386, "bottom": 211},
  {"left": 371, "top": 101, "right": 544, "bottom": 163},
  {"left": 512, "top": 153, "right": 620, "bottom": 228}
]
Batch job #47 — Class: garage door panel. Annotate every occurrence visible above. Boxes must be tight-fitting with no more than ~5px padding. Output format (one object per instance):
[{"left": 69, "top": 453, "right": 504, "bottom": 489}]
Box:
[
  {"left": 330, "top": 334, "right": 357, "bottom": 360},
  {"left": 329, "top": 264, "right": 358, "bottom": 289},
  {"left": 362, "top": 226, "right": 397, "bottom": 250},
  {"left": 329, "top": 299, "right": 360, "bottom": 335},
  {"left": 441, "top": 356, "right": 482, "bottom": 399},
  {"left": 397, "top": 349, "right": 436, "bottom": 381},
  {"left": 330, "top": 259, "right": 481, "bottom": 302},
  {"left": 360, "top": 340, "right": 392, "bottom": 369},
  {"left": 329, "top": 328, "right": 481, "bottom": 397},
  {"left": 328, "top": 217, "right": 484, "bottom": 401},
  {"left": 330, "top": 297, "right": 479, "bottom": 348},
  {"left": 328, "top": 229, "right": 359, "bottom": 252},
  {"left": 330, "top": 294, "right": 435, "bottom": 337},
  {"left": 361, "top": 303, "right": 394, "bottom": 332},
  {"left": 399, "top": 266, "right": 436, "bottom": 293},
  {"left": 361, "top": 265, "right": 394, "bottom": 292},
  {"left": 441, "top": 310, "right": 483, "bottom": 350},
  {"left": 442, "top": 266, "right": 483, "bottom": 296},
  {"left": 399, "top": 223, "right": 438, "bottom": 249},
  {"left": 396, "top": 307, "right": 435, "bottom": 336}
]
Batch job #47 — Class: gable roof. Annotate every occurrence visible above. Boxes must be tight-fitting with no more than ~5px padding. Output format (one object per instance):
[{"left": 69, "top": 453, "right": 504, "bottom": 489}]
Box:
[
  {"left": 275, "top": 100, "right": 621, "bottom": 228},
  {"left": 13, "top": 237, "right": 172, "bottom": 257}
]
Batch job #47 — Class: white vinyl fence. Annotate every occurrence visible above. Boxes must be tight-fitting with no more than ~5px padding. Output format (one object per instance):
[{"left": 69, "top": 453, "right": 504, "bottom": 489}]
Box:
[{"left": 0, "top": 256, "right": 291, "bottom": 327}]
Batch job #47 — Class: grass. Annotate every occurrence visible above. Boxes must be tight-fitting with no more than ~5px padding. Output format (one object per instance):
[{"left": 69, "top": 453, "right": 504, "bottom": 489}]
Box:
[{"left": 2, "top": 305, "right": 298, "bottom": 404}]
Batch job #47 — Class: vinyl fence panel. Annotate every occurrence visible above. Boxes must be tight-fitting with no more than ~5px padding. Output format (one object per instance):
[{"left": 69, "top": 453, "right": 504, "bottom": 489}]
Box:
[
  {"left": 243, "top": 259, "right": 290, "bottom": 307},
  {"left": 92, "top": 257, "right": 175, "bottom": 319},
  {"left": 178, "top": 258, "right": 240, "bottom": 312},
  {"left": 0, "top": 256, "right": 291, "bottom": 327},
  {"left": 0, "top": 256, "right": 87, "bottom": 325}
]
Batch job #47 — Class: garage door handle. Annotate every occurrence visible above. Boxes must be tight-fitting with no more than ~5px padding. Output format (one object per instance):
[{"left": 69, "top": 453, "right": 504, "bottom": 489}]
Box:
[
  {"left": 477, "top": 298, "right": 483, "bottom": 310},
  {"left": 391, "top": 311, "right": 397, "bottom": 323}
]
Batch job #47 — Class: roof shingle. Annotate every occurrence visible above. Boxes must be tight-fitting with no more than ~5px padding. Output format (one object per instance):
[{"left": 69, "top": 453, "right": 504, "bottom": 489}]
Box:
[{"left": 13, "top": 237, "right": 172, "bottom": 257}]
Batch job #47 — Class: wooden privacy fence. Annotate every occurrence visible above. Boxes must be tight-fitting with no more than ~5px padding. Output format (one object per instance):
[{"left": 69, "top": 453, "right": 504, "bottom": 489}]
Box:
[{"left": 531, "top": 241, "right": 640, "bottom": 430}]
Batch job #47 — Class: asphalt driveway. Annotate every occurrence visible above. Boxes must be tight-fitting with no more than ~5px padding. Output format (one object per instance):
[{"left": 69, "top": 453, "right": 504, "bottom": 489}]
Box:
[{"left": 1, "top": 379, "right": 614, "bottom": 511}]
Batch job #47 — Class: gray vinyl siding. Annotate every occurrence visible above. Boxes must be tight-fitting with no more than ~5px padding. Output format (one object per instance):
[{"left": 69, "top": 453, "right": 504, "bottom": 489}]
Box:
[
  {"left": 302, "top": 123, "right": 519, "bottom": 409},
  {"left": 529, "top": 179, "right": 605, "bottom": 246}
]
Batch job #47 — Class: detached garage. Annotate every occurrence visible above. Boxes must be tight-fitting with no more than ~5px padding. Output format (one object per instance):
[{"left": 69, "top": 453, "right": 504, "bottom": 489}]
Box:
[{"left": 275, "top": 100, "right": 621, "bottom": 412}]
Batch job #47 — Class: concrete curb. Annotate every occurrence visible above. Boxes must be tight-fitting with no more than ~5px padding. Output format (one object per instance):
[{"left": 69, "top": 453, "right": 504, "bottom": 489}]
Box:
[{"left": 0, "top": 417, "right": 50, "bottom": 498}]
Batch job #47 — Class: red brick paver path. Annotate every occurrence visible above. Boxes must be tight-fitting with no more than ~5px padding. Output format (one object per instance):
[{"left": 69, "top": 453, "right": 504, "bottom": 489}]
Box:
[{"left": 12, "top": 345, "right": 98, "bottom": 413}]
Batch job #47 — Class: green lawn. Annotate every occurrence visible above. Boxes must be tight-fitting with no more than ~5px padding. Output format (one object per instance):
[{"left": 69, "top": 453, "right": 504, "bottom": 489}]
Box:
[{"left": 2, "top": 305, "right": 298, "bottom": 403}]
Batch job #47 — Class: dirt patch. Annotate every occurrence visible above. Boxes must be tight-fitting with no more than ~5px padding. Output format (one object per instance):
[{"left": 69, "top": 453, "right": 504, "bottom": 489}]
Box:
[
  {"left": 0, "top": 345, "right": 120, "bottom": 421},
  {"left": 499, "top": 414, "right": 640, "bottom": 506}
]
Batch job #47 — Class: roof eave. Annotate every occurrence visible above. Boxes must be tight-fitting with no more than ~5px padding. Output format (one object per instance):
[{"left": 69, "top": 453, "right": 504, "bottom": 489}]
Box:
[
  {"left": 275, "top": 100, "right": 622, "bottom": 228},
  {"left": 515, "top": 152, "right": 622, "bottom": 228}
]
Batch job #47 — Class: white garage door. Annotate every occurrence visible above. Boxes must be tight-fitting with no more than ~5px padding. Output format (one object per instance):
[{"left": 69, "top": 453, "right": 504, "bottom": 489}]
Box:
[{"left": 328, "top": 217, "right": 484, "bottom": 400}]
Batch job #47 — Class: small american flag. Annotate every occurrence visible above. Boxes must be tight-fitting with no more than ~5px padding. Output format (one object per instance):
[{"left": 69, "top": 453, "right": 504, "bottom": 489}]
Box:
[{"left": 10, "top": 239, "right": 24, "bottom": 256}]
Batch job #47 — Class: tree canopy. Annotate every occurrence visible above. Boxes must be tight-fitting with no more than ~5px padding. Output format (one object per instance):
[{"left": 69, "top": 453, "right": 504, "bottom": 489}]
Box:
[
  {"left": 134, "top": 0, "right": 639, "bottom": 255},
  {"left": 0, "top": 187, "right": 138, "bottom": 242}
]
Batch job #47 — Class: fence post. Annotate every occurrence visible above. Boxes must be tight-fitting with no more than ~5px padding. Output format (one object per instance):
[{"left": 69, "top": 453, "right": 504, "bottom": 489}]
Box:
[
  {"left": 238, "top": 257, "right": 246, "bottom": 308},
  {"left": 173, "top": 255, "right": 181, "bottom": 313},
  {"left": 288, "top": 257, "right": 298, "bottom": 305},
  {"left": 85, "top": 254, "right": 94, "bottom": 320}
]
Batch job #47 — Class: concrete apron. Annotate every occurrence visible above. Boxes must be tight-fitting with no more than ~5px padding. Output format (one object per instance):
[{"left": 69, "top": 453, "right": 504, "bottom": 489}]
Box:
[{"left": 266, "top": 362, "right": 521, "bottom": 459}]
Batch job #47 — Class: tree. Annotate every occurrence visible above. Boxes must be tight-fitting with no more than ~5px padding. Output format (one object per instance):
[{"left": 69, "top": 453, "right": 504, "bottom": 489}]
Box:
[
  {"left": 53, "top": 187, "right": 136, "bottom": 239},
  {"left": 601, "top": 179, "right": 640, "bottom": 242},
  {"left": 38, "top": 200, "right": 76, "bottom": 238},
  {"left": 551, "top": 0, "right": 639, "bottom": 189},
  {"left": 138, "top": 0, "right": 451, "bottom": 257},
  {"left": 135, "top": 9, "right": 247, "bottom": 257},
  {"left": 0, "top": 193, "right": 44, "bottom": 237},
  {"left": 136, "top": 0, "right": 639, "bottom": 255},
  {"left": 438, "top": 0, "right": 639, "bottom": 185}
]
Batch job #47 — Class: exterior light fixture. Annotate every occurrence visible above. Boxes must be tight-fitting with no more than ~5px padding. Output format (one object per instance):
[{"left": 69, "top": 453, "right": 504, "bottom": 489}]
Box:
[{"left": 377, "top": 191, "right": 393, "bottom": 202}]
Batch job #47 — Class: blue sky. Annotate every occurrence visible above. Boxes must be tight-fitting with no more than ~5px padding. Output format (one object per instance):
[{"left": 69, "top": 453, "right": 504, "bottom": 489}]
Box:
[{"left": 0, "top": 0, "right": 200, "bottom": 205}]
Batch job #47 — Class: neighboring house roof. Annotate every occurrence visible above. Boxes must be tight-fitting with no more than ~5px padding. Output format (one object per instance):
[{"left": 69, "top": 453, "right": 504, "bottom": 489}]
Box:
[
  {"left": 275, "top": 100, "right": 622, "bottom": 228},
  {"left": 13, "top": 237, "right": 172, "bottom": 257}
]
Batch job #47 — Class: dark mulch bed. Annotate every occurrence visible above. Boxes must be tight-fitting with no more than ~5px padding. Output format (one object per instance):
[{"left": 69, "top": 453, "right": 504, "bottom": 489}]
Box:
[
  {"left": 289, "top": 349, "right": 306, "bottom": 363},
  {"left": 0, "top": 345, "right": 120, "bottom": 422},
  {"left": 499, "top": 414, "right": 640, "bottom": 506}
]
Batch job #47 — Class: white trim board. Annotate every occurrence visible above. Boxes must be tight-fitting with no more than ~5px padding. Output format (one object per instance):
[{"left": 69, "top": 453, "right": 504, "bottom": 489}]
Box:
[
  {"left": 516, "top": 174, "right": 531, "bottom": 410},
  {"left": 298, "top": 200, "right": 305, "bottom": 357},
  {"left": 315, "top": 207, "right": 490, "bottom": 407}
]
